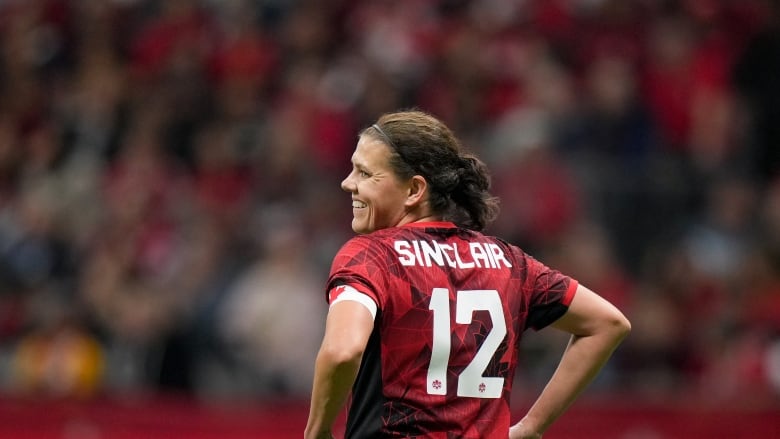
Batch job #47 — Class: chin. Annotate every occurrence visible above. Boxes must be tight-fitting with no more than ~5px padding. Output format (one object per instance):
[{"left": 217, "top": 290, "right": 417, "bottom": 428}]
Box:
[{"left": 351, "top": 221, "right": 368, "bottom": 235}]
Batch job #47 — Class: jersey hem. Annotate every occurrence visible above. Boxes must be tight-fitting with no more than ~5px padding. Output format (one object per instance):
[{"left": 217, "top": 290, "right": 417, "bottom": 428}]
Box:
[{"left": 562, "top": 279, "right": 578, "bottom": 306}]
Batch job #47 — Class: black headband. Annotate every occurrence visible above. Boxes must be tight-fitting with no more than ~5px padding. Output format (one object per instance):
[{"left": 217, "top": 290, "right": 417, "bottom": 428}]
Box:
[
  {"left": 372, "top": 124, "right": 398, "bottom": 149},
  {"left": 372, "top": 123, "right": 416, "bottom": 173}
]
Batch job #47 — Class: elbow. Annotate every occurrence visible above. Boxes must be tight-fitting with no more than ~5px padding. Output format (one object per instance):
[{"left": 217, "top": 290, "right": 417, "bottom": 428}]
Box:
[{"left": 610, "top": 312, "right": 631, "bottom": 342}]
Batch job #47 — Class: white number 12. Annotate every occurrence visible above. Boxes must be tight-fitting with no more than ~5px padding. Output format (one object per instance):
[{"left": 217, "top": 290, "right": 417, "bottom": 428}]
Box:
[{"left": 427, "top": 288, "right": 506, "bottom": 398}]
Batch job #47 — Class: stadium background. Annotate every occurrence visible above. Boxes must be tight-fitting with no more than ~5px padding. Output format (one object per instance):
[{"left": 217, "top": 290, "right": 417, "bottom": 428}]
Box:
[{"left": 0, "top": 0, "right": 777, "bottom": 437}]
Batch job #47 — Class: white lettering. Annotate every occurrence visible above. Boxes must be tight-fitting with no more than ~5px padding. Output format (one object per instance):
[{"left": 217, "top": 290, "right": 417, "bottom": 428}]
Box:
[
  {"left": 439, "top": 243, "right": 457, "bottom": 268},
  {"left": 412, "top": 240, "right": 423, "bottom": 264},
  {"left": 394, "top": 240, "right": 512, "bottom": 269},
  {"left": 485, "top": 243, "right": 497, "bottom": 268},
  {"left": 470, "top": 243, "right": 490, "bottom": 268},
  {"left": 453, "top": 243, "right": 474, "bottom": 268},
  {"left": 395, "top": 240, "right": 417, "bottom": 266},
  {"left": 488, "top": 244, "right": 512, "bottom": 268},
  {"left": 420, "top": 240, "right": 444, "bottom": 267}
]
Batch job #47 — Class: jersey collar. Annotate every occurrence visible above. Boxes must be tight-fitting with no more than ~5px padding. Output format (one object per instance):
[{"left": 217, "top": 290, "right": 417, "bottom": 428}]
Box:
[{"left": 401, "top": 221, "right": 457, "bottom": 229}]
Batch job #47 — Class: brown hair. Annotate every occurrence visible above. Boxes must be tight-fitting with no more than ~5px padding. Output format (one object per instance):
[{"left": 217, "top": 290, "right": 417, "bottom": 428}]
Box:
[{"left": 363, "top": 110, "right": 500, "bottom": 231}]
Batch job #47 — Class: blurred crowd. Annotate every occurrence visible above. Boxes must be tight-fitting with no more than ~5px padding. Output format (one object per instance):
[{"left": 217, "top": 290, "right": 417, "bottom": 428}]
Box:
[{"left": 0, "top": 0, "right": 778, "bottom": 407}]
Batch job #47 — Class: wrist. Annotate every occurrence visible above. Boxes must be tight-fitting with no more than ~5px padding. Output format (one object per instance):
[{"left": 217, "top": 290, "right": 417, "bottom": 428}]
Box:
[{"left": 303, "top": 430, "right": 332, "bottom": 439}]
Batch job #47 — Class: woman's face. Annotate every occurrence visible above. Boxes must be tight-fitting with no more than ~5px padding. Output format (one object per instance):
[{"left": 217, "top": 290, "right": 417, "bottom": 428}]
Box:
[{"left": 341, "top": 135, "right": 412, "bottom": 234}]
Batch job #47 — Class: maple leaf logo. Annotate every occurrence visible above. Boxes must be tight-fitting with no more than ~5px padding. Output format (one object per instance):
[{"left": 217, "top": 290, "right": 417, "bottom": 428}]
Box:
[{"left": 330, "top": 285, "right": 347, "bottom": 301}]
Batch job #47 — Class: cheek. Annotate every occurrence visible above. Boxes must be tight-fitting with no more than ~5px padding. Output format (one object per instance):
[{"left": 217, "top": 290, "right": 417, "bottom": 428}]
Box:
[{"left": 372, "top": 190, "right": 405, "bottom": 217}]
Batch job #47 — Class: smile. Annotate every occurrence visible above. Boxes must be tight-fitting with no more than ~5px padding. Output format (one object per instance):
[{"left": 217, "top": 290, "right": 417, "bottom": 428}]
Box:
[{"left": 352, "top": 200, "right": 367, "bottom": 209}]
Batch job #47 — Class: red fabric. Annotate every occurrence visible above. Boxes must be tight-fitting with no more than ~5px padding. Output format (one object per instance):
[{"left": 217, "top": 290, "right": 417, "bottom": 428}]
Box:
[{"left": 327, "top": 222, "right": 576, "bottom": 437}]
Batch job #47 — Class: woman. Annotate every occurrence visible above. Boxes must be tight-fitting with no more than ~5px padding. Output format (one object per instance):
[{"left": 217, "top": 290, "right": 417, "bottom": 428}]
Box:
[{"left": 305, "top": 110, "right": 630, "bottom": 438}]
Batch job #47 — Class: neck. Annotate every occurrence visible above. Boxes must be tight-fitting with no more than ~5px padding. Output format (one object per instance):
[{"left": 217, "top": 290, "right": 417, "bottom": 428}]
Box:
[
  {"left": 396, "top": 199, "right": 440, "bottom": 226},
  {"left": 412, "top": 214, "right": 442, "bottom": 223},
  {"left": 397, "top": 212, "right": 442, "bottom": 227}
]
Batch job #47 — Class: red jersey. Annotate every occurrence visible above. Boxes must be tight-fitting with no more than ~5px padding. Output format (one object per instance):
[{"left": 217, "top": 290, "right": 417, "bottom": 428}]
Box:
[{"left": 327, "top": 222, "right": 578, "bottom": 438}]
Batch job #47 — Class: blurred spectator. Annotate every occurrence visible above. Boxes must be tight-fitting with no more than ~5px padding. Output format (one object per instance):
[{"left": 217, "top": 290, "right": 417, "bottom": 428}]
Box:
[
  {"left": 682, "top": 174, "right": 757, "bottom": 286},
  {"left": 0, "top": 0, "right": 775, "bottom": 407},
  {"left": 208, "top": 0, "right": 279, "bottom": 128},
  {"left": 487, "top": 107, "right": 581, "bottom": 252},
  {"left": 190, "top": 120, "right": 254, "bottom": 224},
  {"left": 11, "top": 292, "right": 103, "bottom": 399},
  {"left": 210, "top": 205, "right": 325, "bottom": 399},
  {"left": 733, "top": 0, "right": 780, "bottom": 184}
]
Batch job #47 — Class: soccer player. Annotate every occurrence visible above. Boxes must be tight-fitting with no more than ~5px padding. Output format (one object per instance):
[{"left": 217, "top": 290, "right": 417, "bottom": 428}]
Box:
[{"left": 304, "top": 110, "right": 631, "bottom": 438}]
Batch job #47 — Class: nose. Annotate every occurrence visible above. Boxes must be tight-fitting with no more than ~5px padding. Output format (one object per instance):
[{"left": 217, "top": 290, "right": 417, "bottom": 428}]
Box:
[{"left": 341, "top": 172, "right": 356, "bottom": 193}]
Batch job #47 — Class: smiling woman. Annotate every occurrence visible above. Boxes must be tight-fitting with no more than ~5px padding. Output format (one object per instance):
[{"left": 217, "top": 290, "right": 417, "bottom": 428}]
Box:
[
  {"left": 340, "top": 134, "right": 416, "bottom": 235},
  {"left": 305, "top": 110, "right": 630, "bottom": 439},
  {"left": 339, "top": 111, "right": 501, "bottom": 238}
]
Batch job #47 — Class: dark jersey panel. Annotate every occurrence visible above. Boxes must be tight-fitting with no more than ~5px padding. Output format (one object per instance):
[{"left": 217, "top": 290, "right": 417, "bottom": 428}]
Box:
[
  {"left": 344, "top": 323, "right": 384, "bottom": 438},
  {"left": 327, "top": 222, "right": 576, "bottom": 438}
]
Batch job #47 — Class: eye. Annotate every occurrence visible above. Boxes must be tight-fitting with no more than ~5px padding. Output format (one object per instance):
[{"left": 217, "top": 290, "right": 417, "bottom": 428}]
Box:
[{"left": 358, "top": 169, "right": 370, "bottom": 178}]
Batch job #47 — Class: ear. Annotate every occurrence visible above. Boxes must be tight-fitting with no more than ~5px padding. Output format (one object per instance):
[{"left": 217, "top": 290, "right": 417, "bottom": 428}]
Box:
[{"left": 404, "top": 175, "right": 428, "bottom": 207}]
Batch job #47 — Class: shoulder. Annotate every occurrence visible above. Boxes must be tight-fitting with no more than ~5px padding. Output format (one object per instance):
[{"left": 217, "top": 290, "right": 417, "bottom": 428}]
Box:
[
  {"left": 333, "top": 231, "right": 398, "bottom": 264},
  {"left": 338, "top": 228, "right": 413, "bottom": 250},
  {"left": 480, "top": 233, "right": 527, "bottom": 258},
  {"left": 337, "top": 232, "right": 388, "bottom": 253}
]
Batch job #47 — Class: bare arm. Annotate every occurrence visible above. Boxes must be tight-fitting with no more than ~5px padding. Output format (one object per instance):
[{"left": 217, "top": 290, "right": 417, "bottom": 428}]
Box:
[
  {"left": 509, "top": 284, "right": 631, "bottom": 439},
  {"left": 304, "top": 300, "right": 375, "bottom": 439}
]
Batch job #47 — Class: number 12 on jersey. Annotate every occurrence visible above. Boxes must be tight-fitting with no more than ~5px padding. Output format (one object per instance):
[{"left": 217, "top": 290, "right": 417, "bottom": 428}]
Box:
[{"left": 427, "top": 288, "right": 507, "bottom": 398}]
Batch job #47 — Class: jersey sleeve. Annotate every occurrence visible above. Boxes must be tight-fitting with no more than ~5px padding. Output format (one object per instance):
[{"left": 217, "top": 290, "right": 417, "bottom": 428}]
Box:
[
  {"left": 329, "top": 284, "right": 378, "bottom": 319},
  {"left": 524, "top": 254, "right": 578, "bottom": 331},
  {"left": 325, "top": 236, "right": 387, "bottom": 309}
]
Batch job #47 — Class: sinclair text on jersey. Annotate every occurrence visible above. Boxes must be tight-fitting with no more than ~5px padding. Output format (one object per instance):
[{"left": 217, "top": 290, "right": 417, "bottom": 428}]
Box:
[{"left": 394, "top": 239, "right": 513, "bottom": 269}]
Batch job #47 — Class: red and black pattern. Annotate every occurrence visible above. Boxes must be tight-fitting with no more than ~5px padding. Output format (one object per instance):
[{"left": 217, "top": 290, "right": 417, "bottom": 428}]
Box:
[{"left": 327, "top": 222, "right": 577, "bottom": 438}]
